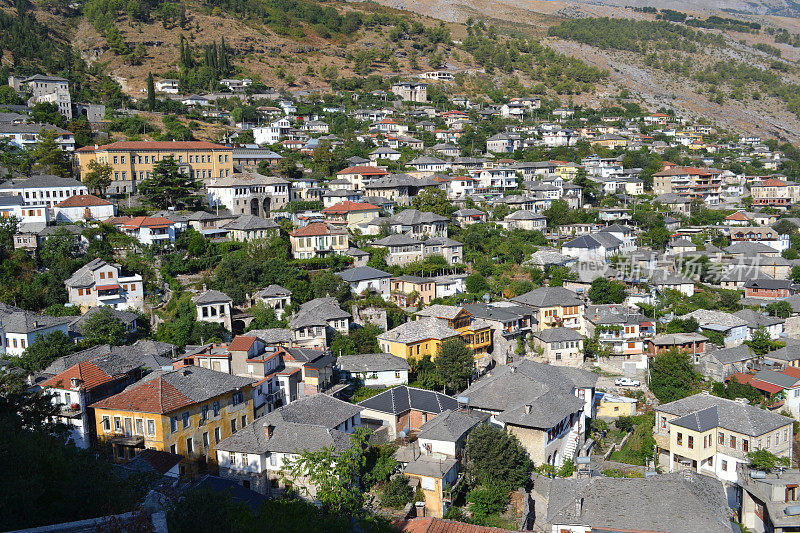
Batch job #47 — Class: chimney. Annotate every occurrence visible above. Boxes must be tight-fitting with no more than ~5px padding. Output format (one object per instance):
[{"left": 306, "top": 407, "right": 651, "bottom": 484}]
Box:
[
  {"left": 264, "top": 423, "right": 275, "bottom": 440},
  {"left": 202, "top": 284, "right": 207, "bottom": 292},
  {"left": 70, "top": 377, "right": 82, "bottom": 389},
  {"left": 575, "top": 497, "right": 583, "bottom": 517},
  {"left": 182, "top": 368, "right": 191, "bottom": 376},
  {"left": 525, "top": 404, "right": 532, "bottom": 414}
]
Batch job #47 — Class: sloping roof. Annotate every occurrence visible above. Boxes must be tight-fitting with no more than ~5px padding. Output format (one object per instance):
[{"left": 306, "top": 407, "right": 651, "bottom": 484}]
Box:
[
  {"left": 289, "top": 222, "right": 347, "bottom": 237},
  {"left": 533, "top": 327, "right": 584, "bottom": 343},
  {"left": 658, "top": 392, "right": 792, "bottom": 437},
  {"left": 511, "top": 286, "right": 583, "bottom": 309},
  {"left": 338, "top": 352, "right": 410, "bottom": 374},
  {"left": 415, "top": 305, "right": 465, "bottom": 320},
  {"left": 192, "top": 289, "right": 232, "bottom": 305},
  {"left": 223, "top": 215, "right": 279, "bottom": 231},
  {"left": 399, "top": 517, "right": 517, "bottom": 533},
  {"left": 123, "top": 448, "right": 183, "bottom": 475},
  {"left": 228, "top": 336, "right": 257, "bottom": 352},
  {"left": 388, "top": 209, "right": 449, "bottom": 225},
  {"left": 322, "top": 201, "right": 380, "bottom": 214},
  {"left": 417, "top": 409, "right": 490, "bottom": 443},
  {"left": 253, "top": 285, "right": 292, "bottom": 298},
  {"left": 55, "top": 194, "right": 113, "bottom": 208},
  {"left": 90, "top": 366, "right": 253, "bottom": 414},
  {"left": 336, "top": 266, "right": 392, "bottom": 282},
  {"left": 40, "top": 360, "right": 116, "bottom": 391},
  {"left": 358, "top": 385, "right": 458, "bottom": 415},
  {"left": 337, "top": 165, "right": 390, "bottom": 176},
  {"left": 378, "top": 317, "right": 460, "bottom": 344},
  {"left": 77, "top": 140, "right": 229, "bottom": 152}
]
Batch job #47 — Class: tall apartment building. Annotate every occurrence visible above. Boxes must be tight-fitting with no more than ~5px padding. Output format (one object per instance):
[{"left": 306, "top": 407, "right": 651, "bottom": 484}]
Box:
[
  {"left": 76, "top": 141, "right": 234, "bottom": 194},
  {"left": 750, "top": 177, "right": 800, "bottom": 208},
  {"left": 9, "top": 74, "right": 72, "bottom": 119},
  {"left": 652, "top": 166, "right": 723, "bottom": 205},
  {"left": 391, "top": 82, "right": 428, "bottom": 103}
]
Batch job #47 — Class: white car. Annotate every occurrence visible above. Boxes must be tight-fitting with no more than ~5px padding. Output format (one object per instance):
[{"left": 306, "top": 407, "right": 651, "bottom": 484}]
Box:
[{"left": 615, "top": 378, "right": 641, "bottom": 387}]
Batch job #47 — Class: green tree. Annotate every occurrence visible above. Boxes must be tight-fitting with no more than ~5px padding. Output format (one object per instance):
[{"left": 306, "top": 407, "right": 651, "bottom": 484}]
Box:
[
  {"left": 649, "top": 348, "right": 702, "bottom": 403},
  {"left": 0, "top": 85, "right": 22, "bottom": 105},
  {"left": 544, "top": 199, "right": 572, "bottom": 227},
  {"left": 146, "top": 71, "right": 156, "bottom": 110},
  {"left": 33, "top": 129, "right": 71, "bottom": 178},
  {"left": 766, "top": 301, "right": 793, "bottom": 319},
  {"left": 466, "top": 486, "right": 508, "bottom": 524},
  {"left": 82, "top": 159, "right": 113, "bottom": 195},
  {"left": 434, "top": 337, "right": 473, "bottom": 393},
  {"left": 746, "top": 326, "right": 773, "bottom": 356},
  {"left": 465, "top": 424, "right": 532, "bottom": 490},
  {"left": 588, "top": 277, "right": 627, "bottom": 304},
  {"left": 411, "top": 188, "right": 455, "bottom": 217},
  {"left": 381, "top": 475, "right": 413, "bottom": 508},
  {"left": 747, "top": 449, "right": 791, "bottom": 471},
  {"left": 281, "top": 428, "right": 370, "bottom": 516},
  {"left": 245, "top": 303, "right": 284, "bottom": 331},
  {"left": 80, "top": 308, "right": 128, "bottom": 346},
  {"left": 311, "top": 270, "right": 352, "bottom": 304},
  {"left": 13, "top": 330, "right": 75, "bottom": 372},
  {"left": 465, "top": 273, "right": 489, "bottom": 294},
  {"left": 138, "top": 156, "right": 202, "bottom": 209}
]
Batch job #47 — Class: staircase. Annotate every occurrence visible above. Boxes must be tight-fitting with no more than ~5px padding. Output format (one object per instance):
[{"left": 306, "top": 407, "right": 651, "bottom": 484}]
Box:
[{"left": 562, "top": 426, "right": 581, "bottom": 461}]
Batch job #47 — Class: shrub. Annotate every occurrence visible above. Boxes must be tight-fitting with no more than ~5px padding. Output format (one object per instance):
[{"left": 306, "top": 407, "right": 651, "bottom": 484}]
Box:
[{"left": 381, "top": 476, "right": 413, "bottom": 509}]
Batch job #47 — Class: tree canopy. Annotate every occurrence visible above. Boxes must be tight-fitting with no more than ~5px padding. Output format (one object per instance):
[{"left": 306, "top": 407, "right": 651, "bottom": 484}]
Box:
[
  {"left": 434, "top": 337, "right": 474, "bottom": 393},
  {"left": 465, "top": 424, "right": 532, "bottom": 490},
  {"left": 138, "top": 156, "right": 202, "bottom": 209}
]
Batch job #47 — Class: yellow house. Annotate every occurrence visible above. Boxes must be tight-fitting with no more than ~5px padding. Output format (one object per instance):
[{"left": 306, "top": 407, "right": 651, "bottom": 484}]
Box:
[
  {"left": 404, "top": 456, "right": 459, "bottom": 518},
  {"left": 552, "top": 161, "right": 580, "bottom": 180},
  {"left": 378, "top": 317, "right": 461, "bottom": 361},
  {"left": 414, "top": 305, "right": 492, "bottom": 356},
  {"left": 288, "top": 222, "right": 349, "bottom": 259},
  {"left": 511, "top": 286, "right": 585, "bottom": 335},
  {"left": 596, "top": 393, "right": 638, "bottom": 417},
  {"left": 75, "top": 140, "right": 234, "bottom": 195},
  {"left": 391, "top": 276, "right": 437, "bottom": 307},
  {"left": 91, "top": 366, "right": 254, "bottom": 472}
]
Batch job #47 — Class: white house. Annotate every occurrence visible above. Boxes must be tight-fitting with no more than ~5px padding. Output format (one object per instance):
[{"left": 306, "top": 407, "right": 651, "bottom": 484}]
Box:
[
  {"left": 155, "top": 79, "right": 180, "bottom": 94},
  {"left": 0, "top": 175, "right": 88, "bottom": 206},
  {"left": 64, "top": 258, "right": 145, "bottom": 312},
  {"left": 0, "top": 305, "right": 72, "bottom": 356},
  {"left": 561, "top": 233, "right": 622, "bottom": 262},
  {"left": 336, "top": 353, "right": 410, "bottom": 387},
  {"left": 336, "top": 266, "right": 392, "bottom": 300},
  {"left": 193, "top": 289, "right": 233, "bottom": 331},
  {"left": 253, "top": 118, "right": 292, "bottom": 146},
  {"left": 53, "top": 194, "right": 116, "bottom": 223}
]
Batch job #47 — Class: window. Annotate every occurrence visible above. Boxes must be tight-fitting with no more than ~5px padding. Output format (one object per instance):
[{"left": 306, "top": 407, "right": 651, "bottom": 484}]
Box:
[
  {"left": 721, "top": 460, "right": 728, "bottom": 472},
  {"left": 170, "top": 444, "right": 177, "bottom": 454},
  {"left": 213, "top": 401, "right": 220, "bottom": 417},
  {"left": 731, "top": 436, "right": 737, "bottom": 449},
  {"left": 230, "top": 453, "right": 237, "bottom": 466},
  {"left": 114, "top": 416, "right": 122, "bottom": 432},
  {"left": 242, "top": 453, "right": 248, "bottom": 466},
  {"left": 231, "top": 419, "right": 237, "bottom": 433},
  {"left": 241, "top": 415, "right": 247, "bottom": 428},
  {"left": 688, "top": 436, "right": 694, "bottom": 449},
  {"left": 232, "top": 391, "right": 243, "bottom": 405},
  {"left": 135, "top": 419, "right": 144, "bottom": 435},
  {"left": 170, "top": 416, "right": 178, "bottom": 433},
  {"left": 186, "top": 438, "right": 193, "bottom": 454},
  {"left": 768, "top": 436, "right": 771, "bottom": 448},
  {"left": 677, "top": 432, "right": 683, "bottom": 446},
  {"left": 102, "top": 415, "right": 110, "bottom": 431},
  {"left": 203, "top": 432, "right": 209, "bottom": 448},
  {"left": 718, "top": 432, "right": 724, "bottom": 445},
  {"left": 270, "top": 453, "right": 277, "bottom": 466},
  {"left": 743, "top": 440, "right": 749, "bottom": 452},
  {"left": 147, "top": 419, "right": 156, "bottom": 436},
  {"left": 202, "top": 405, "right": 208, "bottom": 421}
]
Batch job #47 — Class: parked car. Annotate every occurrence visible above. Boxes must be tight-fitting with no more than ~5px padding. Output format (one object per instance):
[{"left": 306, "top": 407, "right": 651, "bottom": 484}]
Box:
[{"left": 615, "top": 378, "right": 641, "bottom": 387}]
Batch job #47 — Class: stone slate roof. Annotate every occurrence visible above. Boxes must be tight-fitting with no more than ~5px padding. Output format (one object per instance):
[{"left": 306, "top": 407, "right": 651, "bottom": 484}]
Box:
[
  {"left": 0, "top": 174, "right": 84, "bottom": 189},
  {"left": 290, "top": 297, "right": 350, "bottom": 329},
  {"left": 336, "top": 266, "right": 392, "bottom": 283},
  {"left": 417, "top": 409, "right": 490, "bottom": 442},
  {"left": 253, "top": 284, "right": 292, "bottom": 298},
  {"left": 533, "top": 327, "right": 584, "bottom": 343},
  {"left": 0, "top": 302, "right": 72, "bottom": 335},
  {"left": 64, "top": 258, "right": 109, "bottom": 288},
  {"left": 563, "top": 233, "right": 622, "bottom": 250},
  {"left": 378, "top": 317, "right": 460, "bottom": 344},
  {"left": 214, "top": 394, "right": 362, "bottom": 455},
  {"left": 223, "top": 214, "right": 279, "bottom": 231},
  {"left": 358, "top": 385, "right": 458, "bottom": 415},
  {"left": 658, "top": 393, "right": 792, "bottom": 437},
  {"left": 511, "top": 286, "right": 583, "bottom": 309},
  {"left": 193, "top": 289, "right": 233, "bottom": 305},
  {"left": 69, "top": 306, "right": 138, "bottom": 335},
  {"left": 540, "top": 472, "right": 731, "bottom": 533},
  {"left": 462, "top": 303, "right": 525, "bottom": 323},
  {"left": 415, "top": 305, "right": 465, "bottom": 320},
  {"left": 372, "top": 234, "right": 423, "bottom": 247},
  {"left": 247, "top": 328, "right": 292, "bottom": 345},
  {"left": 337, "top": 353, "right": 410, "bottom": 373},
  {"left": 733, "top": 308, "right": 784, "bottom": 329},
  {"left": 388, "top": 209, "right": 449, "bottom": 225},
  {"left": 708, "top": 345, "right": 755, "bottom": 365}
]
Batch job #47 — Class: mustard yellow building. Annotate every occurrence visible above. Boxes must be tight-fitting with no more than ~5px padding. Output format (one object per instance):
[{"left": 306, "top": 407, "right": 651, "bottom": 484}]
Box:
[
  {"left": 511, "top": 286, "right": 585, "bottom": 335},
  {"left": 414, "top": 305, "right": 492, "bottom": 356},
  {"left": 90, "top": 366, "right": 253, "bottom": 473},
  {"left": 75, "top": 140, "right": 234, "bottom": 195}
]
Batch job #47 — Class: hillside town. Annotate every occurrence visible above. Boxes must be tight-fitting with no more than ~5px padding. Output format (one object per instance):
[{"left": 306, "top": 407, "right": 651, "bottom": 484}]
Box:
[{"left": 6, "top": 68, "right": 800, "bottom": 533}]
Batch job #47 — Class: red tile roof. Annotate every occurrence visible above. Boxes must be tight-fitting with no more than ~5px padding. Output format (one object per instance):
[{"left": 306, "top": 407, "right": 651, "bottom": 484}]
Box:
[
  {"left": 55, "top": 194, "right": 113, "bottom": 208},
  {"left": 76, "top": 141, "right": 229, "bottom": 152},
  {"left": 122, "top": 216, "right": 175, "bottom": 229},
  {"left": 90, "top": 377, "right": 194, "bottom": 414},
  {"left": 337, "top": 166, "right": 390, "bottom": 176},
  {"left": 758, "top": 178, "right": 789, "bottom": 187},
  {"left": 750, "top": 379, "right": 784, "bottom": 394},
  {"left": 228, "top": 336, "right": 257, "bottom": 352},
  {"left": 783, "top": 366, "right": 800, "bottom": 380},
  {"left": 398, "top": 518, "right": 516, "bottom": 533},
  {"left": 289, "top": 222, "right": 345, "bottom": 237},
  {"left": 322, "top": 201, "right": 380, "bottom": 214},
  {"left": 727, "top": 372, "right": 754, "bottom": 385},
  {"left": 133, "top": 448, "right": 183, "bottom": 474},
  {"left": 41, "top": 361, "right": 116, "bottom": 391},
  {"left": 96, "top": 284, "right": 120, "bottom": 291},
  {"left": 726, "top": 212, "right": 750, "bottom": 221}
]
